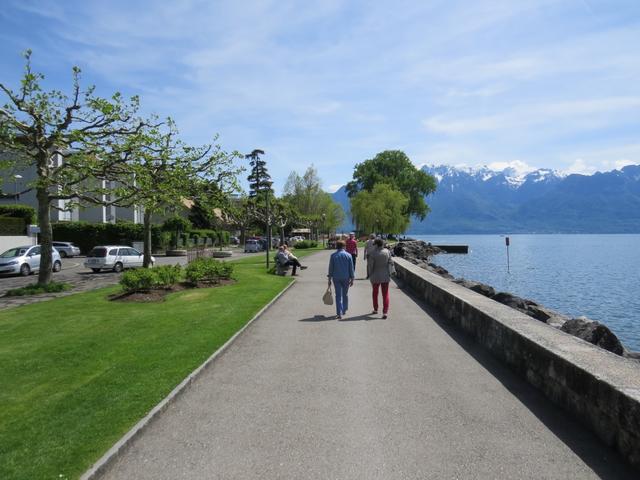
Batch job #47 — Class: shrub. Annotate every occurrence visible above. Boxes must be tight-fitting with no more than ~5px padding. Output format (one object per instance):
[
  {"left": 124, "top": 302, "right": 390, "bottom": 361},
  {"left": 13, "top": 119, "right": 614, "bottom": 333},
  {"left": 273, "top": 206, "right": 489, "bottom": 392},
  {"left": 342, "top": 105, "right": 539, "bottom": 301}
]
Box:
[
  {"left": 153, "top": 264, "right": 182, "bottom": 288},
  {"left": 5, "top": 282, "right": 71, "bottom": 297},
  {"left": 120, "top": 268, "right": 156, "bottom": 293},
  {"left": 217, "top": 261, "right": 234, "bottom": 279},
  {"left": 293, "top": 240, "right": 318, "bottom": 249},
  {"left": 0, "top": 204, "right": 36, "bottom": 224},
  {"left": 185, "top": 258, "right": 234, "bottom": 284}
]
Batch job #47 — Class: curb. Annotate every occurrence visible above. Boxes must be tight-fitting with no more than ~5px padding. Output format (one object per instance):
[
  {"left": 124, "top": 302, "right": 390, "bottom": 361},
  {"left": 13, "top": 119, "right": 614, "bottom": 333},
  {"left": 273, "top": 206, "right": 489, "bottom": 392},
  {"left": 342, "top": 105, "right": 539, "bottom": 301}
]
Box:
[{"left": 80, "top": 279, "right": 297, "bottom": 480}]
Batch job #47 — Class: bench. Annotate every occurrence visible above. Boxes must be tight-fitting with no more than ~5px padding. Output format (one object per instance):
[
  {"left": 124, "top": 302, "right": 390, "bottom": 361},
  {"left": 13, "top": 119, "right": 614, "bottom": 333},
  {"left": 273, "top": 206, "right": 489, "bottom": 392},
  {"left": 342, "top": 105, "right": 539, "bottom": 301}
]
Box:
[{"left": 275, "top": 257, "right": 290, "bottom": 276}]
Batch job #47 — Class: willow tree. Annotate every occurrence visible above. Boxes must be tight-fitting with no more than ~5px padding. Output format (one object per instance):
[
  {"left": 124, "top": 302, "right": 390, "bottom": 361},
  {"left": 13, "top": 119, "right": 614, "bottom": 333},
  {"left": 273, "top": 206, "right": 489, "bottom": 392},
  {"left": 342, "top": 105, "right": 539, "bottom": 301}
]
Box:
[
  {"left": 0, "top": 51, "right": 145, "bottom": 284},
  {"left": 346, "top": 150, "right": 436, "bottom": 222},
  {"left": 350, "top": 183, "right": 409, "bottom": 234}
]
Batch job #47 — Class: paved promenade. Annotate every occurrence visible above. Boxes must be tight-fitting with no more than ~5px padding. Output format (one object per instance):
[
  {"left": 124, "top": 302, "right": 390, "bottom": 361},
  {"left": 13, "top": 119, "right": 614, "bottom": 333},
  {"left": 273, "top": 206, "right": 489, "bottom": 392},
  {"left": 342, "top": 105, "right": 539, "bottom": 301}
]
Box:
[{"left": 99, "top": 250, "right": 635, "bottom": 479}]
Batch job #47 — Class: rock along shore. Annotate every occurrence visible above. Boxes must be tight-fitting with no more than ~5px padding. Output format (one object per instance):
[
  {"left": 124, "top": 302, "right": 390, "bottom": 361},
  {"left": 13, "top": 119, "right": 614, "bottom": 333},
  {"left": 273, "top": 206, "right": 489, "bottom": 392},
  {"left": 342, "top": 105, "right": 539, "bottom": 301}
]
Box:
[{"left": 393, "top": 240, "right": 640, "bottom": 360}]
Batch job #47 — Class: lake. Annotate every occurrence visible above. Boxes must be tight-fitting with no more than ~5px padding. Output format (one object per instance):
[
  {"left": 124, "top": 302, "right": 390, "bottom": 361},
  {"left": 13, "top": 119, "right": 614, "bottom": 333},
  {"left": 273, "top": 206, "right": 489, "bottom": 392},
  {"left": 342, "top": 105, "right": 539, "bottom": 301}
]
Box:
[{"left": 411, "top": 234, "right": 640, "bottom": 352}]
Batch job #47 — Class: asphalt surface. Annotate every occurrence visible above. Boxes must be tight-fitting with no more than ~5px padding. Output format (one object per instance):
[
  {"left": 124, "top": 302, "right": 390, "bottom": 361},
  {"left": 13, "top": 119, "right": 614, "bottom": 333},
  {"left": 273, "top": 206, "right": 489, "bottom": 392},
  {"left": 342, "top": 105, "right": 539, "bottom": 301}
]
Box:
[{"left": 98, "top": 250, "right": 635, "bottom": 479}]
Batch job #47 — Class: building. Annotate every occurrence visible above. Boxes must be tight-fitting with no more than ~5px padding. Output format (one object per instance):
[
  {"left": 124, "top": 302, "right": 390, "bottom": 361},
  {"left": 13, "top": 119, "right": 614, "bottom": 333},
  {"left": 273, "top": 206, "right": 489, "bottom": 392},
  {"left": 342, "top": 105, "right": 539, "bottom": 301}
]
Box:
[{"left": 0, "top": 152, "right": 144, "bottom": 224}]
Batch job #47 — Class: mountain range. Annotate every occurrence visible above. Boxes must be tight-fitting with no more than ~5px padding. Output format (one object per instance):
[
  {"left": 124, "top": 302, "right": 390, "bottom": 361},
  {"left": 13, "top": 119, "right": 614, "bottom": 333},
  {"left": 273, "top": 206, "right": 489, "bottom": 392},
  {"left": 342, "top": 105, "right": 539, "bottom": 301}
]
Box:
[{"left": 332, "top": 164, "right": 640, "bottom": 234}]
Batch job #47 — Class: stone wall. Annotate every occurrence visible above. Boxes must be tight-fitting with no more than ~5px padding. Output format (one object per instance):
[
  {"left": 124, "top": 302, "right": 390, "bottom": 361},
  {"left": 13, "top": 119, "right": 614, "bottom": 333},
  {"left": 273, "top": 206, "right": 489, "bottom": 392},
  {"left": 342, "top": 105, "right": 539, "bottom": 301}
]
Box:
[{"left": 394, "top": 257, "right": 640, "bottom": 469}]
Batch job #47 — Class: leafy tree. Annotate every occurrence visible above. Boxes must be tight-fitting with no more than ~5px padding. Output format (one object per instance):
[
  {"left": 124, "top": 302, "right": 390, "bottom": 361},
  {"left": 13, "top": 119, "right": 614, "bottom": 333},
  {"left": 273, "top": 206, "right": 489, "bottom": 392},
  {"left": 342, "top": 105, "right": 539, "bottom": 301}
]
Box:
[
  {"left": 346, "top": 150, "right": 437, "bottom": 221},
  {"left": 350, "top": 183, "right": 409, "bottom": 234},
  {"left": 107, "top": 120, "right": 241, "bottom": 266},
  {"left": 221, "top": 196, "right": 254, "bottom": 246},
  {"left": 271, "top": 199, "right": 298, "bottom": 245},
  {"left": 0, "top": 51, "right": 145, "bottom": 284},
  {"left": 282, "top": 165, "right": 345, "bottom": 237},
  {"left": 283, "top": 165, "right": 323, "bottom": 214},
  {"left": 188, "top": 199, "right": 216, "bottom": 229}
]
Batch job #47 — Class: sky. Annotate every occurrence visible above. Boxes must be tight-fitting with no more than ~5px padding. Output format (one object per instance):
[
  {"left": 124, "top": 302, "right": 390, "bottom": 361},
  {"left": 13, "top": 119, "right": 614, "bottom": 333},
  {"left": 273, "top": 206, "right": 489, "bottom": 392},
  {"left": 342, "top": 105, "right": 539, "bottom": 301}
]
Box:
[{"left": 1, "top": 0, "right": 639, "bottom": 193}]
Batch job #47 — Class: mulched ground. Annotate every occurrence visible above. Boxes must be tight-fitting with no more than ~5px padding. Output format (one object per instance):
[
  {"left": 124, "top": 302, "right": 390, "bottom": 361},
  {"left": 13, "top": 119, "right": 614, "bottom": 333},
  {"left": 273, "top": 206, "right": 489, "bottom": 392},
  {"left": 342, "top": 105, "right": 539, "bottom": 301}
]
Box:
[{"left": 109, "top": 279, "right": 236, "bottom": 303}]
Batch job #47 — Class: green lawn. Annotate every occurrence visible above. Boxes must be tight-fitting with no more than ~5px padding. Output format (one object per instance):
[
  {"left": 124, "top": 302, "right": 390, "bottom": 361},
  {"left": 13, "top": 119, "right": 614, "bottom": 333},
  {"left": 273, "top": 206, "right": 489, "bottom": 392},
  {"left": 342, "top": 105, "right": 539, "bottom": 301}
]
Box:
[{"left": 0, "top": 258, "right": 300, "bottom": 480}]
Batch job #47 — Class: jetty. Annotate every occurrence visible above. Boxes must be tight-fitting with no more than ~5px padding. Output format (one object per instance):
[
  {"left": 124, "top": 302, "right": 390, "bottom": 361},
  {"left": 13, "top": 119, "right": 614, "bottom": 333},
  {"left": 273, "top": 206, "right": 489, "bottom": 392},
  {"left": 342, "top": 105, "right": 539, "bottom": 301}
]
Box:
[
  {"left": 86, "top": 250, "right": 639, "bottom": 479},
  {"left": 433, "top": 244, "right": 469, "bottom": 253}
]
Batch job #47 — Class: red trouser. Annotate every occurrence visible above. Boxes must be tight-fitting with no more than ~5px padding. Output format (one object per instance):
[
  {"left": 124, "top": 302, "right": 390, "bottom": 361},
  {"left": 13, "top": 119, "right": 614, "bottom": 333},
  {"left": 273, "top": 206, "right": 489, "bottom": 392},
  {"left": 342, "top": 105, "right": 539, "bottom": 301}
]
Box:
[{"left": 372, "top": 282, "right": 389, "bottom": 314}]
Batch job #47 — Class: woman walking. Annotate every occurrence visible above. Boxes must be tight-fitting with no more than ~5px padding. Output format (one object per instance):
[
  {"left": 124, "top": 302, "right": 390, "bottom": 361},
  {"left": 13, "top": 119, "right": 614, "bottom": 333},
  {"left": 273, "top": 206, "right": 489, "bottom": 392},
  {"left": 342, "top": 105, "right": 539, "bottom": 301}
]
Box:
[
  {"left": 368, "top": 238, "right": 393, "bottom": 319},
  {"left": 327, "top": 240, "right": 355, "bottom": 319}
]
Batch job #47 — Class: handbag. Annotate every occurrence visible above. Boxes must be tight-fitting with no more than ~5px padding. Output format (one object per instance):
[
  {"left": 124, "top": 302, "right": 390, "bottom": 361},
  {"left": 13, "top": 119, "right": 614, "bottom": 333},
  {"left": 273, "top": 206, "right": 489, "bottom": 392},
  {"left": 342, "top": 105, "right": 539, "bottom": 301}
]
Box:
[{"left": 322, "top": 286, "right": 334, "bottom": 305}]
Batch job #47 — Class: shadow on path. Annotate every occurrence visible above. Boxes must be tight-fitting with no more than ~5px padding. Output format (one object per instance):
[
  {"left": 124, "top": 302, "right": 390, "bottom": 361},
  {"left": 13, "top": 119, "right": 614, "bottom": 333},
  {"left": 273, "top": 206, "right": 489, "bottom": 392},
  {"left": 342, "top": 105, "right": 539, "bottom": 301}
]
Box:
[{"left": 395, "top": 279, "right": 638, "bottom": 479}]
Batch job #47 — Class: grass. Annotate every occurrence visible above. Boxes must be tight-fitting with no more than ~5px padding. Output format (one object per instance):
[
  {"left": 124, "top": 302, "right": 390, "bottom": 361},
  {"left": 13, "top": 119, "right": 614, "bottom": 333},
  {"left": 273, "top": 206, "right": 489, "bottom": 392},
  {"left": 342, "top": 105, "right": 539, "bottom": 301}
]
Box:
[
  {"left": 5, "top": 281, "right": 72, "bottom": 297},
  {"left": 0, "top": 257, "right": 301, "bottom": 480}
]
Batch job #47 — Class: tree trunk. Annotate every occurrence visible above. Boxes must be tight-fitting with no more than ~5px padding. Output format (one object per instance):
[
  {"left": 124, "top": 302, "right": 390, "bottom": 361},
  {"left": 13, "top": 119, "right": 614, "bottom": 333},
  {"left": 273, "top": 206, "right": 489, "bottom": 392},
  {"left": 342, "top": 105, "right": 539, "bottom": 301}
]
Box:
[
  {"left": 37, "top": 186, "right": 53, "bottom": 285},
  {"left": 143, "top": 210, "right": 153, "bottom": 268}
]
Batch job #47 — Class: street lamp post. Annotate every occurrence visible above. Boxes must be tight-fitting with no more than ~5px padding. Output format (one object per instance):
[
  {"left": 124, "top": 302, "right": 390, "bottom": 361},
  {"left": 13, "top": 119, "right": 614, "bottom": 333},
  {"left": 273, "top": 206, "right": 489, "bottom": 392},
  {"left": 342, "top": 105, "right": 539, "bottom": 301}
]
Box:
[
  {"left": 322, "top": 213, "right": 326, "bottom": 248},
  {"left": 13, "top": 175, "right": 22, "bottom": 204}
]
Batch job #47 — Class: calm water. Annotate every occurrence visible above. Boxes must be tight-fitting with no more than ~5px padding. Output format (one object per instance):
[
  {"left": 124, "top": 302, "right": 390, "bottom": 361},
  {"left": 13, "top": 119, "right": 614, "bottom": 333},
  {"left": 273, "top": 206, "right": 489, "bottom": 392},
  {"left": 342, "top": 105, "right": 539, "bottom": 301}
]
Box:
[{"left": 411, "top": 234, "right": 640, "bottom": 352}]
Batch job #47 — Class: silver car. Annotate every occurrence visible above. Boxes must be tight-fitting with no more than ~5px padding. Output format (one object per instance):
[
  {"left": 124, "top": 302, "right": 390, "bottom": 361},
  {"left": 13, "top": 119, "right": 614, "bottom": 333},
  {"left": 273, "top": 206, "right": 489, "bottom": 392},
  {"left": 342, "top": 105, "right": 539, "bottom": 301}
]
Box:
[
  {"left": 52, "top": 241, "right": 81, "bottom": 258},
  {"left": 84, "top": 245, "right": 155, "bottom": 273},
  {"left": 0, "top": 245, "right": 62, "bottom": 276}
]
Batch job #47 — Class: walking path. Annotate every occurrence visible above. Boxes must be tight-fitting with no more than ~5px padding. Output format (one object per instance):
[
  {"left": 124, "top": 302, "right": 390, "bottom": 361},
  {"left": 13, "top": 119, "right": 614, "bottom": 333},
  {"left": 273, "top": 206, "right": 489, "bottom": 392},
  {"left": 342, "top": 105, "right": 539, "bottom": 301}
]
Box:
[{"left": 98, "top": 250, "right": 635, "bottom": 479}]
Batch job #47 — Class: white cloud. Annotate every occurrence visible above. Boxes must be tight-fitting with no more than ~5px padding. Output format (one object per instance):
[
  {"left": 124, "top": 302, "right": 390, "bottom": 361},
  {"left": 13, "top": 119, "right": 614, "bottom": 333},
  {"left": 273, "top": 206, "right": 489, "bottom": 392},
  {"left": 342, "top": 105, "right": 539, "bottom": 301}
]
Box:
[
  {"left": 485, "top": 160, "right": 537, "bottom": 176},
  {"left": 565, "top": 158, "right": 598, "bottom": 175},
  {"left": 422, "top": 97, "right": 640, "bottom": 136},
  {"left": 326, "top": 184, "right": 342, "bottom": 193}
]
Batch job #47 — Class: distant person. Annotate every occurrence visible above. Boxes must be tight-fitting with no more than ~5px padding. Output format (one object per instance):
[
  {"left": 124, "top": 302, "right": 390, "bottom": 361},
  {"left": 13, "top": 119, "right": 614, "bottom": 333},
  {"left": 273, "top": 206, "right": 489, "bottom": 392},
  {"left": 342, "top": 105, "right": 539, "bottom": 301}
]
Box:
[
  {"left": 368, "top": 238, "right": 394, "bottom": 319},
  {"left": 327, "top": 240, "right": 355, "bottom": 319},
  {"left": 345, "top": 232, "right": 358, "bottom": 270},
  {"left": 363, "top": 233, "right": 376, "bottom": 279}
]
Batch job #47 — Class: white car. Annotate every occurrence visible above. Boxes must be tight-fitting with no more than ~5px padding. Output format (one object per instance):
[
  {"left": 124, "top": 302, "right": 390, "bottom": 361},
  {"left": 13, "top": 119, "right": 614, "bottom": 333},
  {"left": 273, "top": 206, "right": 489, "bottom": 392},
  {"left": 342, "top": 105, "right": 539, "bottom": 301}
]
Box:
[
  {"left": 0, "top": 245, "right": 62, "bottom": 276},
  {"left": 84, "top": 245, "right": 155, "bottom": 273},
  {"left": 52, "top": 241, "right": 81, "bottom": 258},
  {"left": 244, "top": 239, "right": 261, "bottom": 253}
]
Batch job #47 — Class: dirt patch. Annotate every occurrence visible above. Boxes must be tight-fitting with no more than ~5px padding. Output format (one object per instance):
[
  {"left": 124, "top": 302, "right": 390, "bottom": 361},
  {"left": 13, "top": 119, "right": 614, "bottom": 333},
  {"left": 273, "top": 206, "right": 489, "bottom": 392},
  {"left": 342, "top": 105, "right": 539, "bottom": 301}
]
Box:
[{"left": 109, "top": 279, "right": 236, "bottom": 303}]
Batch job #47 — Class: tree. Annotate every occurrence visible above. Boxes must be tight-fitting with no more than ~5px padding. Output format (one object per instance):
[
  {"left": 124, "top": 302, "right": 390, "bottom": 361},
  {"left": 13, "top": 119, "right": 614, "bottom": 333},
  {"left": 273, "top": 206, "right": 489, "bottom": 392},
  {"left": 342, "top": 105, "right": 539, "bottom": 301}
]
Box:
[
  {"left": 107, "top": 120, "right": 241, "bottom": 267},
  {"left": 282, "top": 165, "right": 345, "bottom": 237},
  {"left": 350, "top": 183, "right": 409, "bottom": 234},
  {"left": 246, "top": 150, "right": 273, "bottom": 264},
  {"left": 283, "top": 165, "right": 323, "bottom": 214},
  {"left": 221, "top": 196, "right": 254, "bottom": 246},
  {"left": 346, "top": 150, "right": 437, "bottom": 221},
  {"left": 0, "top": 51, "right": 145, "bottom": 284}
]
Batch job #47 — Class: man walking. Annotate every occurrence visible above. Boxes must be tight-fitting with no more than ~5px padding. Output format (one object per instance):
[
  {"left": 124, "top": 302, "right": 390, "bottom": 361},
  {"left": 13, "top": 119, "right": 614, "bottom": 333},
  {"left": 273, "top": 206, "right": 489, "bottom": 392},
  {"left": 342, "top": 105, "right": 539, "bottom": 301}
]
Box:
[
  {"left": 346, "top": 232, "right": 358, "bottom": 270},
  {"left": 328, "top": 240, "right": 355, "bottom": 319}
]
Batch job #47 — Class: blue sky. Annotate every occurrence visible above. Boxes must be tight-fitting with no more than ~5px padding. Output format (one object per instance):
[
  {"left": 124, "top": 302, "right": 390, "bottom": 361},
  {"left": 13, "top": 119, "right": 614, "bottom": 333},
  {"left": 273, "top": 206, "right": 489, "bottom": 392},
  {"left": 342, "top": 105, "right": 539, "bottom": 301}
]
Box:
[{"left": 1, "top": 0, "right": 639, "bottom": 193}]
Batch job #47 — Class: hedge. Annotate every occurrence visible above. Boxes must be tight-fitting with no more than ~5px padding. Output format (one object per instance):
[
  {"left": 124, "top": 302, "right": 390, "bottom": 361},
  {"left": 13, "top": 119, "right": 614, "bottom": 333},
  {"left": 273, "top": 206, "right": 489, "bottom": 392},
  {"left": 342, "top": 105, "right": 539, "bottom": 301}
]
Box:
[
  {"left": 0, "top": 217, "right": 26, "bottom": 235},
  {"left": 52, "top": 222, "right": 152, "bottom": 254},
  {"left": 0, "top": 204, "right": 36, "bottom": 224},
  {"left": 52, "top": 221, "right": 232, "bottom": 253}
]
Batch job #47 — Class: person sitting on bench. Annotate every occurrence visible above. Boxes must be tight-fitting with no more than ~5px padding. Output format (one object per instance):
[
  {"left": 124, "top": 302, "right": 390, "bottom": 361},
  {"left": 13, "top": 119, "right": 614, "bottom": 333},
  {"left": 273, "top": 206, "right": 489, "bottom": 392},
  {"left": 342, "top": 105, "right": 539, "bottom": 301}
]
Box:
[{"left": 282, "top": 245, "right": 307, "bottom": 276}]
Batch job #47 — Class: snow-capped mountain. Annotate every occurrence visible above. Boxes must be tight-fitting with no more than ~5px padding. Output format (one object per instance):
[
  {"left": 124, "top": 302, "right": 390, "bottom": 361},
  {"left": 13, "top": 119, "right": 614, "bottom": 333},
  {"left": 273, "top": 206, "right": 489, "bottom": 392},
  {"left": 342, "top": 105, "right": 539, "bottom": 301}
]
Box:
[{"left": 332, "top": 164, "right": 640, "bottom": 233}]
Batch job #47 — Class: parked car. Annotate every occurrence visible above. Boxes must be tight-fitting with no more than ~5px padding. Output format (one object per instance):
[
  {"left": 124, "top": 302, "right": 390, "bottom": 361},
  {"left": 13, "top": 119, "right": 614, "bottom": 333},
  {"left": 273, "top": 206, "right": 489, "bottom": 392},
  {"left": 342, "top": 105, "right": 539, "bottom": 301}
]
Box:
[
  {"left": 244, "top": 239, "right": 262, "bottom": 253},
  {"left": 0, "top": 245, "right": 62, "bottom": 276},
  {"left": 52, "top": 241, "right": 81, "bottom": 258},
  {"left": 84, "top": 245, "right": 155, "bottom": 273}
]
